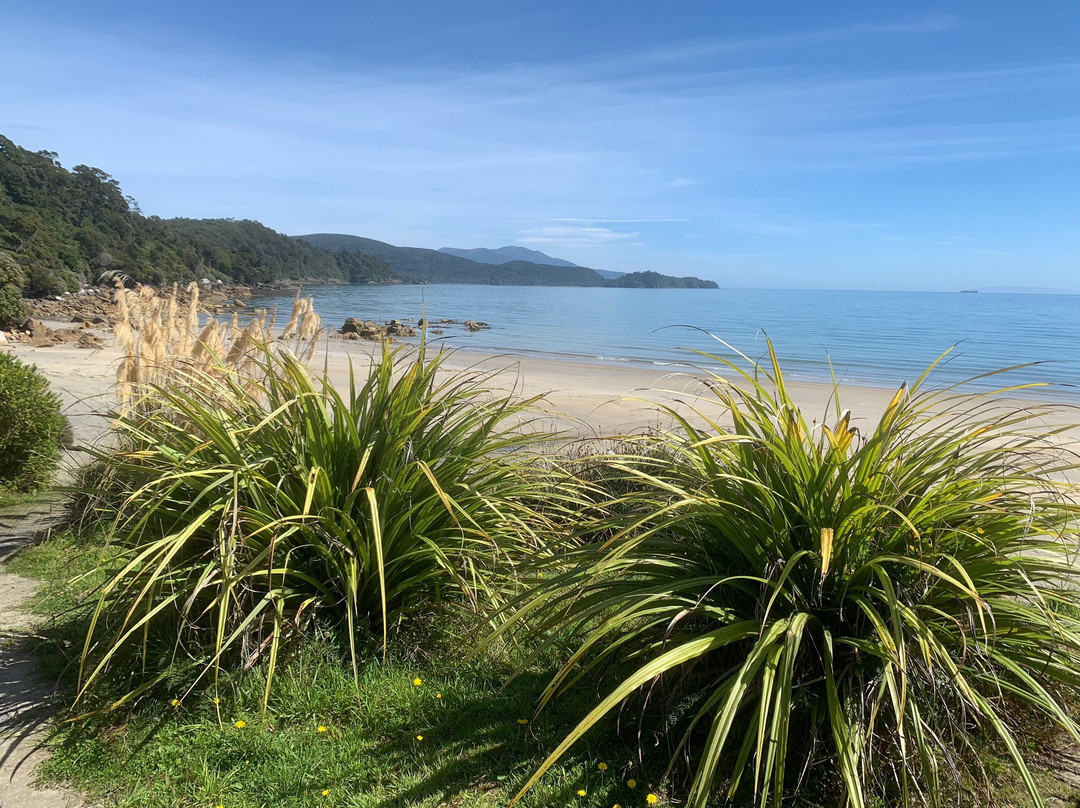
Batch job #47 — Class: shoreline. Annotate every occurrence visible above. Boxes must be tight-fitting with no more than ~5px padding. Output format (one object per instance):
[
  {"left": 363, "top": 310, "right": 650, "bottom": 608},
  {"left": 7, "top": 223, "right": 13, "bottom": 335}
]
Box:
[{"left": 7, "top": 328, "right": 1077, "bottom": 447}]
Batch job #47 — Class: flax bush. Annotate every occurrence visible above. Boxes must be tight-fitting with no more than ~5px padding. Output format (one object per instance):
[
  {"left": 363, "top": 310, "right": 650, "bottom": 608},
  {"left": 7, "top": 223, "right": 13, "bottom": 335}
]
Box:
[
  {"left": 502, "top": 344, "right": 1080, "bottom": 808},
  {"left": 79, "top": 341, "right": 569, "bottom": 709}
]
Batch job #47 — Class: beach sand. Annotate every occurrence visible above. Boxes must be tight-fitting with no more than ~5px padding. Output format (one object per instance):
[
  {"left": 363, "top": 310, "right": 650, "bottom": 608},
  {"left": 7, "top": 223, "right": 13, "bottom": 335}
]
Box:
[{"left": 6, "top": 328, "right": 1077, "bottom": 448}]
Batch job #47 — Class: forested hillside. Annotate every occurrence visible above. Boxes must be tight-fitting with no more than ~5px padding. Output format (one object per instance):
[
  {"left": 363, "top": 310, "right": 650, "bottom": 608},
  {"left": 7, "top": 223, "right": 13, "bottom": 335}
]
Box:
[
  {"left": 0, "top": 135, "right": 388, "bottom": 298},
  {"left": 0, "top": 133, "right": 716, "bottom": 303},
  {"left": 299, "top": 234, "right": 718, "bottom": 288}
]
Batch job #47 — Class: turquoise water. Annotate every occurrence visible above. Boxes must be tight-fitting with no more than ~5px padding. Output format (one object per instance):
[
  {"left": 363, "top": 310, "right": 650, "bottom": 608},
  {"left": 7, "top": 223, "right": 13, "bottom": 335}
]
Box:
[{"left": 252, "top": 285, "right": 1080, "bottom": 399}]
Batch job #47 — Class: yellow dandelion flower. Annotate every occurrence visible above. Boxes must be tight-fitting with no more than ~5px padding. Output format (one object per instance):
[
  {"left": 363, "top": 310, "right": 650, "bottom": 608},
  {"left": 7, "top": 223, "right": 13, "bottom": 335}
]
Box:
[
  {"left": 977, "top": 527, "right": 985, "bottom": 535},
  {"left": 234, "top": 720, "right": 246, "bottom": 729},
  {"left": 170, "top": 698, "right": 180, "bottom": 707},
  {"left": 436, "top": 693, "right": 442, "bottom": 699},
  {"left": 627, "top": 779, "right": 636, "bottom": 788},
  {"left": 577, "top": 789, "right": 587, "bottom": 797},
  {"left": 413, "top": 677, "right": 422, "bottom": 686},
  {"left": 212, "top": 697, "right": 220, "bottom": 705},
  {"left": 321, "top": 789, "right": 330, "bottom": 796},
  {"left": 614, "top": 805, "right": 622, "bottom": 808},
  {"left": 416, "top": 734, "right": 423, "bottom": 741},
  {"left": 317, "top": 725, "right": 327, "bottom": 733},
  {"left": 517, "top": 718, "right": 529, "bottom": 725},
  {"left": 598, "top": 762, "right": 608, "bottom": 771},
  {"left": 646, "top": 794, "right": 659, "bottom": 804}
]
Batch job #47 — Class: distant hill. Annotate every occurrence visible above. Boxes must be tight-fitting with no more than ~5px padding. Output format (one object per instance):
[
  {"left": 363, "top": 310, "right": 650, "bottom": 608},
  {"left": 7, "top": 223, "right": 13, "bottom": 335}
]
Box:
[
  {"left": 439, "top": 245, "right": 626, "bottom": 279},
  {"left": 439, "top": 245, "right": 580, "bottom": 267},
  {"left": 300, "top": 234, "right": 715, "bottom": 288},
  {"left": 298, "top": 234, "right": 609, "bottom": 286},
  {"left": 0, "top": 132, "right": 715, "bottom": 296}
]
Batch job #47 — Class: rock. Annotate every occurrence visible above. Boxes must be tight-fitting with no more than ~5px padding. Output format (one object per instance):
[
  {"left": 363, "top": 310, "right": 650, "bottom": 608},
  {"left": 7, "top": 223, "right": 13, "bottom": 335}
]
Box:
[
  {"left": 341, "top": 317, "right": 364, "bottom": 334},
  {"left": 0, "top": 331, "right": 6, "bottom": 344},
  {"left": 385, "top": 320, "right": 417, "bottom": 337},
  {"left": 463, "top": 320, "right": 490, "bottom": 332},
  {"left": 27, "top": 319, "right": 52, "bottom": 339}
]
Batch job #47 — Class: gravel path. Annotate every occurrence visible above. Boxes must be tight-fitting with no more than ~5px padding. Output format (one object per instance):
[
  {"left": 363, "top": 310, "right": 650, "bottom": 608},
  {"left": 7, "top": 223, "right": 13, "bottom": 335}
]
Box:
[{"left": 0, "top": 499, "right": 86, "bottom": 808}]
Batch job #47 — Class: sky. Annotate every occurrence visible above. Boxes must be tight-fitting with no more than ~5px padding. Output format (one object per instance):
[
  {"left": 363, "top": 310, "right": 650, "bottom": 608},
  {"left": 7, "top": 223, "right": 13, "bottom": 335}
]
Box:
[{"left": 2, "top": 1, "right": 1079, "bottom": 291}]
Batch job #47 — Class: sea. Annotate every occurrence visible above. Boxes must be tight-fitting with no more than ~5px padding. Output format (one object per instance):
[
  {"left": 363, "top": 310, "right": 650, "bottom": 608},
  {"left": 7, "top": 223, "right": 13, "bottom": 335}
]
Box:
[{"left": 250, "top": 285, "right": 1080, "bottom": 401}]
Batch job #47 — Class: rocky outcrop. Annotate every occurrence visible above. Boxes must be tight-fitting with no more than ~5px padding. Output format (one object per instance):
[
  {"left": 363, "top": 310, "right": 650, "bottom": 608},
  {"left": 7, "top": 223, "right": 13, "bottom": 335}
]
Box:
[
  {"left": 337, "top": 316, "right": 492, "bottom": 342},
  {"left": 340, "top": 318, "right": 418, "bottom": 341},
  {"left": 2, "top": 318, "right": 104, "bottom": 348}
]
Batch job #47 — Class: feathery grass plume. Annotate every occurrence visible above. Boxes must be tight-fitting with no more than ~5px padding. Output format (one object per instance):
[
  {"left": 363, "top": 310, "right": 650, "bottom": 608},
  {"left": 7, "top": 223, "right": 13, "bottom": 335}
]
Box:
[
  {"left": 496, "top": 341, "right": 1080, "bottom": 808},
  {"left": 181, "top": 282, "right": 199, "bottom": 356},
  {"left": 78, "top": 339, "right": 573, "bottom": 711},
  {"left": 280, "top": 291, "right": 303, "bottom": 339},
  {"left": 111, "top": 281, "right": 326, "bottom": 413}
]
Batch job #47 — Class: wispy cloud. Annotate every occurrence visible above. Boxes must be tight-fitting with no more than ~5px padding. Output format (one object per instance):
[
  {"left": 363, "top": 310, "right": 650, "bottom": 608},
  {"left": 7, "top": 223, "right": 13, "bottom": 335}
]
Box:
[
  {"left": 552, "top": 217, "right": 689, "bottom": 224},
  {"left": 1, "top": 13, "right": 1075, "bottom": 287},
  {"left": 971, "top": 249, "right": 1016, "bottom": 256},
  {"left": 518, "top": 225, "right": 639, "bottom": 246}
]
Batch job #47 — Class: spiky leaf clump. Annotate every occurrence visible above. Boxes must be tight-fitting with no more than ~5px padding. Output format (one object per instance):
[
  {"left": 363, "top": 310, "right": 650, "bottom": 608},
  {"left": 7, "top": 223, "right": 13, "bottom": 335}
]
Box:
[
  {"left": 80, "top": 341, "right": 563, "bottom": 709},
  {"left": 505, "top": 344, "right": 1080, "bottom": 808}
]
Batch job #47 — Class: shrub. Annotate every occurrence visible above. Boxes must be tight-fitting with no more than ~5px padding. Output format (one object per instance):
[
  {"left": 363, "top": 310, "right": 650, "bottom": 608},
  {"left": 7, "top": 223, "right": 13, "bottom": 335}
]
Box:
[
  {"left": 0, "top": 250, "right": 29, "bottom": 327},
  {"left": 0, "top": 283, "right": 28, "bottom": 328},
  {"left": 503, "top": 343, "right": 1080, "bottom": 808},
  {"left": 79, "top": 341, "right": 571, "bottom": 708},
  {"left": 0, "top": 353, "right": 68, "bottom": 492}
]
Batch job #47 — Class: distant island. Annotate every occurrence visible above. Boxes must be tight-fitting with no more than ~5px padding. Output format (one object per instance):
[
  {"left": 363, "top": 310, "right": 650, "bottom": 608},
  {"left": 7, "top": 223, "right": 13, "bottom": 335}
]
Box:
[{"left": 0, "top": 133, "right": 717, "bottom": 300}]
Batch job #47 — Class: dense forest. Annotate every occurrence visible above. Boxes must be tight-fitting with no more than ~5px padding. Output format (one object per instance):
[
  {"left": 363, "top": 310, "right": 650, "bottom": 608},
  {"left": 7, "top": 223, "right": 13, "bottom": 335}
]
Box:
[
  {"left": 0, "top": 135, "right": 391, "bottom": 298},
  {"left": 299, "top": 234, "right": 718, "bottom": 288},
  {"left": 0, "top": 133, "right": 716, "bottom": 306}
]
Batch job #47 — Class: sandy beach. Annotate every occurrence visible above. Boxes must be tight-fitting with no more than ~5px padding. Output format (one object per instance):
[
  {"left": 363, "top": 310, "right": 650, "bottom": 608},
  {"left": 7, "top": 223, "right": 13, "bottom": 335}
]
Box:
[{"left": 6, "top": 325, "right": 1078, "bottom": 450}]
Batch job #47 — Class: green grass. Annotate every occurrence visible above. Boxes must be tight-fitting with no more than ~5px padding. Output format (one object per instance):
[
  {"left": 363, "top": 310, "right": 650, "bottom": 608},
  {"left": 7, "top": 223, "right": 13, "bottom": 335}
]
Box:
[
  {"left": 6, "top": 533, "right": 670, "bottom": 808},
  {"left": 6, "top": 531, "right": 1079, "bottom": 808},
  {"left": 0, "top": 487, "right": 52, "bottom": 511}
]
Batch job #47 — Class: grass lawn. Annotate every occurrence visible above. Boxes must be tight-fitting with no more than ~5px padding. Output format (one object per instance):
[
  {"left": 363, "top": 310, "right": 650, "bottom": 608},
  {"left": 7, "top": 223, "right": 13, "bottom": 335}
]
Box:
[
  {"left": 5, "top": 533, "right": 672, "bottom": 808},
  {"left": 5, "top": 531, "right": 1079, "bottom": 808}
]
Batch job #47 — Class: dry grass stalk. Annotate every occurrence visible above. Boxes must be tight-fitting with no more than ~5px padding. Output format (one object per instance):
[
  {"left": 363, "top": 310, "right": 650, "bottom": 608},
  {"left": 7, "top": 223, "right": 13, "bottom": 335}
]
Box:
[{"left": 111, "top": 281, "right": 324, "bottom": 409}]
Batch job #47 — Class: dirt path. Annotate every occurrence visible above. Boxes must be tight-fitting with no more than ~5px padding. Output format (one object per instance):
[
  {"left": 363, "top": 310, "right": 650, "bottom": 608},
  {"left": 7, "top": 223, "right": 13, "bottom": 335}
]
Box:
[{"left": 0, "top": 498, "right": 86, "bottom": 808}]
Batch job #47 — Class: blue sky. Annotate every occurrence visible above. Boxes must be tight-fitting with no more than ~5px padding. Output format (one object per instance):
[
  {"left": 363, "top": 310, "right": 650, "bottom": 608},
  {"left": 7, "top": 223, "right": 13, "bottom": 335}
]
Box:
[{"left": 2, "top": 1, "right": 1079, "bottom": 290}]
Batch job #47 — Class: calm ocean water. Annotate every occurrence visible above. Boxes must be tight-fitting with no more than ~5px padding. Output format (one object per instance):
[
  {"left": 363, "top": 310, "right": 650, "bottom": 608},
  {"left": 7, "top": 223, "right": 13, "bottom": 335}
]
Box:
[{"left": 252, "top": 285, "right": 1080, "bottom": 400}]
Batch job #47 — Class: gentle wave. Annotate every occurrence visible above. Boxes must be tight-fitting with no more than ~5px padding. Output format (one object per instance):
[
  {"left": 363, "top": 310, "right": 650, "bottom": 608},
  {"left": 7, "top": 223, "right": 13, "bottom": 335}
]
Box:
[{"left": 252, "top": 284, "right": 1080, "bottom": 401}]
